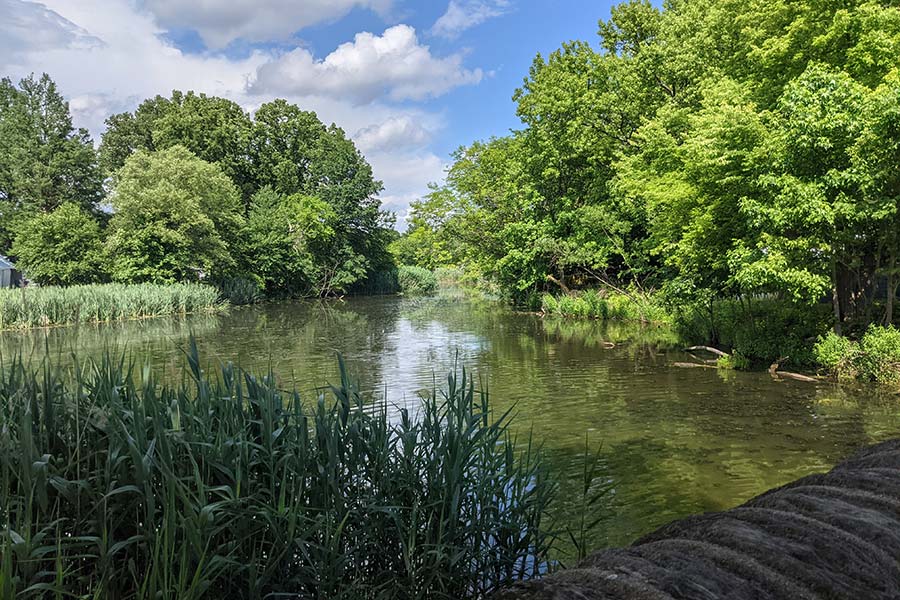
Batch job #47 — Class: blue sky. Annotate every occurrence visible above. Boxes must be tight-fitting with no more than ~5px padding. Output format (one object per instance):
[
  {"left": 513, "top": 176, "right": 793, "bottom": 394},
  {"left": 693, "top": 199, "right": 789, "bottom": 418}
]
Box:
[{"left": 0, "top": 0, "right": 615, "bottom": 227}]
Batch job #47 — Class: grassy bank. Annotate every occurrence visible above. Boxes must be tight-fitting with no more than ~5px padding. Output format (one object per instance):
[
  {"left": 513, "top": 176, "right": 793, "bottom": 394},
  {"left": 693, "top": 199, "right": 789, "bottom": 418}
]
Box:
[
  {"left": 541, "top": 290, "right": 671, "bottom": 325},
  {"left": 1, "top": 345, "right": 555, "bottom": 599},
  {"left": 0, "top": 283, "right": 222, "bottom": 329}
]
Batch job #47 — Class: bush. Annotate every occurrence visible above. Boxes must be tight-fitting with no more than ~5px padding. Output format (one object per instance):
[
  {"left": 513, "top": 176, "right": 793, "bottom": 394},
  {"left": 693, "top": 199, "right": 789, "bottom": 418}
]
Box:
[
  {"left": 857, "top": 325, "right": 900, "bottom": 384},
  {"left": 0, "top": 283, "right": 222, "bottom": 329},
  {"left": 11, "top": 203, "right": 107, "bottom": 286},
  {"left": 674, "top": 298, "right": 831, "bottom": 368},
  {"left": 813, "top": 331, "right": 859, "bottom": 379},
  {"left": 397, "top": 265, "right": 438, "bottom": 296},
  {"left": 0, "top": 345, "right": 555, "bottom": 599},
  {"left": 813, "top": 326, "right": 900, "bottom": 384}
]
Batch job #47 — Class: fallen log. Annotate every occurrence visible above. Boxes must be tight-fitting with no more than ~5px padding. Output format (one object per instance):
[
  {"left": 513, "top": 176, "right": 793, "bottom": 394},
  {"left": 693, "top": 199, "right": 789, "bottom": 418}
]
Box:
[
  {"left": 769, "top": 362, "right": 819, "bottom": 383},
  {"left": 672, "top": 361, "right": 717, "bottom": 369},
  {"left": 499, "top": 438, "right": 900, "bottom": 600},
  {"left": 684, "top": 345, "right": 730, "bottom": 357}
]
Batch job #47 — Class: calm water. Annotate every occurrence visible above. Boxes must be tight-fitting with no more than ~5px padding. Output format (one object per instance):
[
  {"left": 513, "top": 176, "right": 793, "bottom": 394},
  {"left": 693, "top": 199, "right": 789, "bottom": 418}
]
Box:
[{"left": 5, "top": 295, "right": 900, "bottom": 550}]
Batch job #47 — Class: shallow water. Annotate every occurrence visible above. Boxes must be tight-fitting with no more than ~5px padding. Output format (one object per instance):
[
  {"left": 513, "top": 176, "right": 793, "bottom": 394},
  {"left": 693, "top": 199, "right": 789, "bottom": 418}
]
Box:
[{"left": 5, "top": 294, "right": 900, "bottom": 551}]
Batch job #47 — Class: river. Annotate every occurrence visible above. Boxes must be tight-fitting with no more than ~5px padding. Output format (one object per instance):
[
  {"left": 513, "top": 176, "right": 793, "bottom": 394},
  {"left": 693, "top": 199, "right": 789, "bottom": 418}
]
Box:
[{"left": 4, "top": 294, "right": 899, "bottom": 553}]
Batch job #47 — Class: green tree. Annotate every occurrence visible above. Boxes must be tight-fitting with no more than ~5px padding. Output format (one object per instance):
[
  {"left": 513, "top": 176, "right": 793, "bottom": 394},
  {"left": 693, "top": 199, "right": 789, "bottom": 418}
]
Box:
[
  {"left": 0, "top": 73, "right": 101, "bottom": 250},
  {"left": 106, "top": 146, "right": 244, "bottom": 283},
  {"left": 11, "top": 203, "right": 106, "bottom": 286},
  {"left": 246, "top": 187, "right": 366, "bottom": 297},
  {"left": 100, "top": 91, "right": 255, "bottom": 199}
]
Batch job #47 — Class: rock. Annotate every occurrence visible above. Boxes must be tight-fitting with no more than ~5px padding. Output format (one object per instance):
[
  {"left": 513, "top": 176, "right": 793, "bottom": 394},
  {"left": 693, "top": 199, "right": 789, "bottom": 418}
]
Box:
[{"left": 499, "top": 439, "right": 900, "bottom": 600}]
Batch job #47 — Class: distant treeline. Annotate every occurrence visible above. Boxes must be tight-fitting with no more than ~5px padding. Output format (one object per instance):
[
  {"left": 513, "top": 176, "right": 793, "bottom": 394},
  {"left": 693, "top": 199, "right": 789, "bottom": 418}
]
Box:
[
  {"left": 391, "top": 0, "right": 900, "bottom": 367},
  {"left": 0, "top": 75, "right": 397, "bottom": 298}
]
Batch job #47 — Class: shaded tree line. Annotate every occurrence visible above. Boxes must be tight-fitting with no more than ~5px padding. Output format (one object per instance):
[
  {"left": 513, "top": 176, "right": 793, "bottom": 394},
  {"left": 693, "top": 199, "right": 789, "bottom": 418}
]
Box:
[
  {"left": 1, "top": 74, "right": 394, "bottom": 297},
  {"left": 393, "top": 0, "right": 900, "bottom": 360}
]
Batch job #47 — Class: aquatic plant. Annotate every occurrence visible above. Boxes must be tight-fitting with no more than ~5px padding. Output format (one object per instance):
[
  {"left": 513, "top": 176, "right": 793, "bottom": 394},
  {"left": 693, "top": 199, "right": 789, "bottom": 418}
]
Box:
[
  {"left": 540, "top": 290, "right": 670, "bottom": 324},
  {"left": 0, "top": 343, "right": 556, "bottom": 599},
  {"left": 398, "top": 265, "right": 439, "bottom": 296},
  {"left": 0, "top": 283, "right": 222, "bottom": 329}
]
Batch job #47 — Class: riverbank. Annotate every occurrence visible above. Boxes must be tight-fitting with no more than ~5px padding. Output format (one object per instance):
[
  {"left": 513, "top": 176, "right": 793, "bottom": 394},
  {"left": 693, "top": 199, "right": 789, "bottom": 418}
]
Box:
[{"left": 0, "top": 282, "right": 223, "bottom": 329}]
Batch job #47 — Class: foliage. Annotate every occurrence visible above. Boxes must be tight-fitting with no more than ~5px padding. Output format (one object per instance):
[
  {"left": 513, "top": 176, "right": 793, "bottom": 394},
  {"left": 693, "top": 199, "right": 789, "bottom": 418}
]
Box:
[
  {"left": 814, "top": 326, "right": 900, "bottom": 384},
  {"left": 101, "top": 95, "right": 390, "bottom": 292},
  {"left": 674, "top": 297, "right": 833, "bottom": 368},
  {"left": 0, "top": 346, "right": 556, "bottom": 599},
  {"left": 397, "top": 266, "right": 438, "bottom": 296},
  {"left": 541, "top": 289, "right": 670, "bottom": 324},
  {"left": 245, "top": 186, "right": 367, "bottom": 297},
  {"left": 401, "top": 0, "right": 900, "bottom": 372},
  {"left": 106, "top": 146, "right": 245, "bottom": 284},
  {"left": 215, "top": 276, "right": 264, "bottom": 305},
  {"left": 0, "top": 73, "right": 102, "bottom": 250},
  {"left": 0, "top": 283, "right": 221, "bottom": 329},
  {"left": 11, "top": 203, "right": 106, "bottom": 286},
  {"left": 813, "top": 331, "right": 860, "bottom": 379}
]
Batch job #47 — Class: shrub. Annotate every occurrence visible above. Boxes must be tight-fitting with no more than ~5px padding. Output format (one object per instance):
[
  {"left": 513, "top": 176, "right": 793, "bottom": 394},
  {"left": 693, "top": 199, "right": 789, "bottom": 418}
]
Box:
[
  {"left": 11, "top": 203, "right": 107, "bottom": 286},
  {"left": 813, "top": 326, "right": 900, "bottom": 384},
  {"left": 674, "top": 298, "right": 831, "bottom": 368},
  {"left": 397, "top": 265, "right": 438, "bottom": 296},
  {"left": 813, "top": 331, "right": 859, "bottom": 379},
  {"left": 0, "top": 345, "right": 555, "bottom": 599},
  {"left": 0, "top": 283, "right": 222, "bottom": 329},
  {"left": 857, "top": 325, "right": 900, "bottom": 384}
]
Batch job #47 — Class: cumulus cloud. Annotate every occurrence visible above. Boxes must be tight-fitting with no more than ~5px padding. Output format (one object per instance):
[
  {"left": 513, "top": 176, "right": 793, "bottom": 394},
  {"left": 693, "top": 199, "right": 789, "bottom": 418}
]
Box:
[
  {"left": 0, "top": 0, "right": 102, "bottom": 62},
  {"left": 249, "top": 25, "right": 483, "bottom": 104},
  {"left": 141, "top": 0, "right": 393, "bottom": 49},
  {"left": 355, "top": 116, "right": 433, "bottom": 153},
  {"left": 431, "top": 0, "right": 510, "bottom": 39}
]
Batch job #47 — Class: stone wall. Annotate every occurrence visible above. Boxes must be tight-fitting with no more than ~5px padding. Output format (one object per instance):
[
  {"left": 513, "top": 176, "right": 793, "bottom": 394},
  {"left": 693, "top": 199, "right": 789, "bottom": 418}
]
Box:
[{"left": 499, "top": 438, "right": 900, "bottom": 600}]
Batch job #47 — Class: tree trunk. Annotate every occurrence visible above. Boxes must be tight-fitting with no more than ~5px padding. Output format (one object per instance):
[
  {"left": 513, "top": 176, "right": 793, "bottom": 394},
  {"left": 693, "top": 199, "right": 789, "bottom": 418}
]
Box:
[
  {"left": 546, "top": 274, "right": 571, "bottom": 295},
  {"left": 886, "top": 252, "right": 896, "bottom": 326},
  {"left": 832, "top": 257, "right": 842, "bottom": 336}
]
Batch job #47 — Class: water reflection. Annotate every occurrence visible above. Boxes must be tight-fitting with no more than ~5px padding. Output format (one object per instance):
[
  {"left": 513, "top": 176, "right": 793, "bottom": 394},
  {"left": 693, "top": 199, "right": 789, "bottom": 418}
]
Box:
[{"left": 3, "top": 295, "right": 899, "bottom": 551}]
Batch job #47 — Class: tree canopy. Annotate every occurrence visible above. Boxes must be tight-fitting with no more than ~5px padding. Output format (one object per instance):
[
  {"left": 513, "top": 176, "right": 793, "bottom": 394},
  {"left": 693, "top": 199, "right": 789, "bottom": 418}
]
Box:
[{"left": 400, "top": 0, "right": 900, "bottom": 340}]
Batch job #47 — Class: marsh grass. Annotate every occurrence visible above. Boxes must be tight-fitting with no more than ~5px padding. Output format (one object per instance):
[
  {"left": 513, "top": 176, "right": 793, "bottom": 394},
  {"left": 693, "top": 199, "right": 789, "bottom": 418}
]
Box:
[
  {"left": 0, "top": 283, "right": 222, "bottom": 329},
  {"left": 541, "top": 290, "right": 670, "bottom": 324},
  {"left": 0, "top": 341, "right": 556, "bottom": 599}
]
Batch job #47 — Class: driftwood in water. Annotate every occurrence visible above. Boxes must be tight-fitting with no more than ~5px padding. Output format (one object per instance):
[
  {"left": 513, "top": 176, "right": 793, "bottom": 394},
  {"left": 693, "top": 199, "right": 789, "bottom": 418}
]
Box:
[
  {"left": 769, "top": 362, "right": 819, "bottom": 383},
  {"left": 684, "top": 345, "right": 730, "bottom": 357},
  {"left": 672, "top": 362, "right": 717, "bottom": 369},
  {"left": 498, "top": 438, "right": 900, "bottom": 600}
]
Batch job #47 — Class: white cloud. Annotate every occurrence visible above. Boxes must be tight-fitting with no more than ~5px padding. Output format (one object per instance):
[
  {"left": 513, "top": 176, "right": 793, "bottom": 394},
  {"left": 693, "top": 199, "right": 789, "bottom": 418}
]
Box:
[
  {"left": 249, "top": 25, "right": 482, "bottom": 104},
  {"left": 431, "top": 0, "right": 510, "bottom": 39},
  {"left": 0, "top": 0, "right": 456, "bottom": 224},
  {"left": 141, "top": 0, "right": 393, "bottom": 49},
  {"left": 355, "top": 116, "right": 433, "bottom": 153},
  {"left": 0, "top": 0, "right": 102, "bottom": 62},
  {"left": 366, "top": 151, "right": 447, "bottom": 228}
]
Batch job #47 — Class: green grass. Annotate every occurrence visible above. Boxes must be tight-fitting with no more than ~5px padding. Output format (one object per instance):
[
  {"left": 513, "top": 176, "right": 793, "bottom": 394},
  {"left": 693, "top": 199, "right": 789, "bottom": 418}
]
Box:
[
  {"left": 0, "top": 342, "right": 556, "bottom": 599},
  {"left": 541, "top": 289, "right": 671, "bottom": 324},
  {"left": 0, "top": 283, "right": 222, "bottom": 329}
]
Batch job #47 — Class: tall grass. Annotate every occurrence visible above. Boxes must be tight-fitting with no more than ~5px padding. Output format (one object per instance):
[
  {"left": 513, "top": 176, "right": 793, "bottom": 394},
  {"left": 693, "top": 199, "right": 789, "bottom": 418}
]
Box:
[
  {"left": 0, "top": 342, "right": 556, "bottom": 599},
  {"left": 541, "top": 289, "right": 670, "bottom": 324},
  {"left": 0, "top": 283, "right": 222, "bottom": 329}
]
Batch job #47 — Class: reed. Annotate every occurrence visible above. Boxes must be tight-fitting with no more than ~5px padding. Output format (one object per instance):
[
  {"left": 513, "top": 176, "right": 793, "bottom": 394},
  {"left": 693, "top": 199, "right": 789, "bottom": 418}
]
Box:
[
  {"left": 0, "top": 342, "right": 556, "bottom": 599},
  {"left": 0, "top": 283, "right": 222, "bottom": 329},
  {"left": 541, "top": 290, "right": 670, "bottom": 324}
]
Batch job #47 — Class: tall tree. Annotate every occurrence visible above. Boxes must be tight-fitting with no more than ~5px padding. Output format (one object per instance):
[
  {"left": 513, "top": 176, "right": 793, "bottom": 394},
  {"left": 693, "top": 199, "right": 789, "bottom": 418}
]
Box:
[
  {"left": 106, "top": 146, "right": 244, "bottom": 283},
  {"left": 0, "top": 73, "right": 101, "bottom": 251}
]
